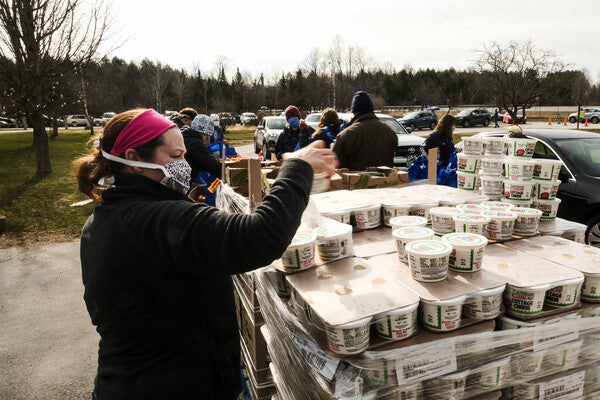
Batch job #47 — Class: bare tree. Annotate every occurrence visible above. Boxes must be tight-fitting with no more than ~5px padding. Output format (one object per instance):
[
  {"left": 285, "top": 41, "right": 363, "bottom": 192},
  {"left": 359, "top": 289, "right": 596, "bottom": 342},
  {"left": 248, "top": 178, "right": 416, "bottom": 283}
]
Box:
[
  {"left": 0, "top": 0, "right": 116, "bottom": 176},
  {"left": 302, "top": 47, "right": 325, "bottom": 75},
  {"left": 473, "top": 40, "right": 566, "bottom": 123},
  {"left": 141, "top": 59, "right": 170, "bottom": 113},
  {"left": 172, "top": 69, "right": 189, "bottom": 110}
]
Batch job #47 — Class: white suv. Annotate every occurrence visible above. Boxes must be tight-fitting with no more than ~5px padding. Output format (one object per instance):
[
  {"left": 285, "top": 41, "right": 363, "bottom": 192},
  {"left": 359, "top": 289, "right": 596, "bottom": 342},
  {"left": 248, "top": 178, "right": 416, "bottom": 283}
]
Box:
[
  {"left": 66, "top": 115, "right": 89, "bottom": 127},
  {"left": 101, "top": 112, "right": 116, "bottom": 126}
]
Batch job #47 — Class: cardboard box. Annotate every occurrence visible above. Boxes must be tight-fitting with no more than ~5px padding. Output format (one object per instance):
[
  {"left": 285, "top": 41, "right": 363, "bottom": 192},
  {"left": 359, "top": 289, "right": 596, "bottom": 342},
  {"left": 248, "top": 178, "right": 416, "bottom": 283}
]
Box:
[
  {"left": 238, "top": 300, "right": 269, "bottom": 370},
  {"left": 241, "top": 338, "right": 273, "bottom": 386},
  {"left": 233, "top": 274, "right": 261, "bottom": 312},
  {"left": 333, "top": 167, "right": 409, "bottom": 190}
]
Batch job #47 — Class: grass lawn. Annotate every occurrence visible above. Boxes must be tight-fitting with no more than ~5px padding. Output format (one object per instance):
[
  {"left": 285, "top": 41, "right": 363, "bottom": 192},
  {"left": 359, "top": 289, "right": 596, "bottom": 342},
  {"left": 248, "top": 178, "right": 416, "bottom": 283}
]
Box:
[{"left": 225, "top": 125, "right": 255, "bottom": 144}]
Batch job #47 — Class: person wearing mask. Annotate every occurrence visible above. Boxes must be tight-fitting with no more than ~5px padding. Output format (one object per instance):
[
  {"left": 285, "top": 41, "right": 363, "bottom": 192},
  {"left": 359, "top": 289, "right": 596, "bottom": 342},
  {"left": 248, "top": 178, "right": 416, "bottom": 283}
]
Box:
[
  {"left": 209, "top": 114, "right": 224, "bottom": 143},
  {"left": 311, "top": 108, "right": 342, "bottom": 148},
  {"left": 422, "top": 114, "right": 457, "bottom": 165},
  {"left": 174, "top": 111, "right": 222, "bottom": 180},
  {"left": 72, "top": 108, "right": 337, "bottom": 400},
  {"left": 275, "top": 105, "right": 314, "bottom": 160},
  {"left": 333, "top": 91, "right": 397, "bottom": 170}
]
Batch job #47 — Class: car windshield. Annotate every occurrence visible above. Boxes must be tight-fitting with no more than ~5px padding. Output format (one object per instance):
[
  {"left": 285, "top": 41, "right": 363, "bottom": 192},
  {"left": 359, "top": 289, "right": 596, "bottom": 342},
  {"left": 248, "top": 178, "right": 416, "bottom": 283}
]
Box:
[
  {"left": 266, "top": 118, "right": 286, "bottom": 129},
  {"left": 404, "top": 112, "right": 419, "bottom": 118},
  {"left": 243, "top": 113, "right": 255, "bottom": 117},
  {"left": 457, "top": 109, "right": 473, "bottom": 116},
  {"left": 554, "top": 138, "right": 600, "bottom": 177},
  {"left": 379, "top": 117, "right": 409, "bottom": 135},
  {"left": 305, "top": 114, "right": 321, "bottom": 122}
]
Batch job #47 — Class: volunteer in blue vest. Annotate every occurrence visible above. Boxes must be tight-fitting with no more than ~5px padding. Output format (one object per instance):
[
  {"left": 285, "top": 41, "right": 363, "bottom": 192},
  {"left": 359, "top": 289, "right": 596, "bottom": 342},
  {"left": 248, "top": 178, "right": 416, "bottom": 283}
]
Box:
[
  {"left": 275, "top": 105, "right": 315, "bottom": 159},
  {"left": 311, "top": 108, "right": 342, "bottom": 148}
]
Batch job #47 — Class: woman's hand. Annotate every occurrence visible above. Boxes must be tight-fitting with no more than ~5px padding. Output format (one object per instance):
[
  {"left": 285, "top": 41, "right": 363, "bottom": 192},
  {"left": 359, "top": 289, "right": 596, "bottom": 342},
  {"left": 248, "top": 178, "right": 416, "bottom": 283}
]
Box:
[{"left": 283, "top": 140, "right": 338, "bottom": 177}]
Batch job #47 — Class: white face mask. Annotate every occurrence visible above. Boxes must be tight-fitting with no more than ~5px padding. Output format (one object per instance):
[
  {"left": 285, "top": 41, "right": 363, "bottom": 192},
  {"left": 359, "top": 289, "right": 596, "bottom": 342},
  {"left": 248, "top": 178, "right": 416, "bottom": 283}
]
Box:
[{"left": 101, "top": 150, "right": 191, "bottom": 194}]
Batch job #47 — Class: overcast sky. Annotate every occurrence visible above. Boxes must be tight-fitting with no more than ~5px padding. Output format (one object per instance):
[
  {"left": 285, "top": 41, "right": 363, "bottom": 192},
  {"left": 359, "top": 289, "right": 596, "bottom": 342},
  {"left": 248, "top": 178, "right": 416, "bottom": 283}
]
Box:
[{"left": 111, "top": 0, "right": 600, "bottom": 83}]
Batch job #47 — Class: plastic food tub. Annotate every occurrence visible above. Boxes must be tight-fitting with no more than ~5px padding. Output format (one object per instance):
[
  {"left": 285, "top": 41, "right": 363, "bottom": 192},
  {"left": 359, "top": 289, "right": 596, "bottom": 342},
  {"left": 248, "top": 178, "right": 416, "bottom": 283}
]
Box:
[
  {"left": 480, "top": 175, "right": 505, "bottom": 197},
  {"left": 430, "top": 207, "right": 462, "bottom": 235},
  {"left": 463, "top": 285, "right": 505, "bottom": 319},
  {"left": 279, "top": 231, "right": 317, "bottom": 272},
  {"left": 324, "top": 316, "right": 372, "bottom": 355},
  {"left": 453, "top": 213, "right": 491, "bottom": 235},
  {"left": 533, "top": 159, "right": 563, "bottom": 181},
  {"left": 456, "top": 203, "right": 487, "bottom": 214},
  {"left": 420, "top": 295, "right": 466, "bottom": 332},
  {"left": 504, "top": 158, "right": 535, "bottom": 180},
  {"left": 353, "top": 204, "right": 382, "bottom": 230},
  {"left": 366, "top": 359, "right": 398, "bottom": 386},
  {"left": 506, "top": 137, "right": 537, "bottom": 158},
  {"left": 311, "top": 172, "right": 331, "bottom": 194},
  {"left": 389, "top": 215, "right": 428, "bottom": 231},
  {"left": 481, "top": 156, "right": 505, "bottom": 176},
  {"left": 512, "top": 208, "right": 543, "bottom": 236},
  {"left": 504, "top": 283, "right": 548, "bottom": 316},
  {"left": 434, "top": 369, "right": 470, "bottom": 400},
  {"left": 462, "top": 137, "right": 486, "bottom": 155},
  {"left": 322, "top": 210, "right": 352, "bottom": 225},
  {"left": 532, "top": 198, "right": 561, "bottom": 220},
  {"left": 373, "top": 302, "right": 419, "bottom": 340},
  {"left": 480, "top": 201, "right": 513, "bottom": 210},
  {"left": 543, "top": 339, "right": 583, "bottom": 370},
  {"left": 504, "top": 199, "right": 533, "bottom": 208},
  {"left": 457, "top": 171, "right": 478, "bottom": 191},
  {"left": 409, "top": 202, "right": 439, "bottom": 222},
  {"left": 544, "top": 276, "right": 584, "bottom": 308},
  {"left": 503, "top": 179, "right": 534, "bottom": 201},
  {"left": 469, "top": 356, "right": 511, "bottom": 389},
  {"left": 485, "top": 137, "right": 506, "bottom": 156},
  {"left": 405, "top": 240, "right": 453, "bottom": 282},
  {"left": 457, "top": 153, "right": 481, "bottom": 174},
  {"left": 382, "top": 204, "right": 412, "bottom": 227},
  {"left": 314, "top": 223, "right": 354, "bottom": 261},
  {"left": 582, "top": 273, "right": 600, "bottom": 302},
  {"left": 392, "top": 227, "right": 435, "bottom": 261},
  {"left": 442, "top": 232, "right": 488, "bottom": 272},
  {"left": 511, "top": 350, "right": 547, "bottom": 378},
  {"left": 483, "top": 210, "right": 518, "bottom": 241},
  {"left": 532, "top": 180, "right": 560, "bottom": 200}
]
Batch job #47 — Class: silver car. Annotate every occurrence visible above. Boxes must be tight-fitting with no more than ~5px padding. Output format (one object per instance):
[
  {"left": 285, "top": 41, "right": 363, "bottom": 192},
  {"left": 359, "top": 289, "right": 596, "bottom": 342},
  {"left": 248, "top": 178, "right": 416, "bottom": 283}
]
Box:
[
  {"left": 254, "top": 116, "right": 287, "bottom": 159},
  {"left": 568, "top": 107, "right": 600, "bottom": 124}
]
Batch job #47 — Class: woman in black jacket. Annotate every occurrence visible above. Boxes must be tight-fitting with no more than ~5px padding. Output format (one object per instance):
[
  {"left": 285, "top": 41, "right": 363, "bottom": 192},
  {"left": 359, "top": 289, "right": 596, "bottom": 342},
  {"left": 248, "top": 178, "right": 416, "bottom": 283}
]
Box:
[
  {"left": 422, "top": 114, "right": 457, "bottom": 165},
  {"left": 72, "top": 108, "right": 337, "bottom": 400}
]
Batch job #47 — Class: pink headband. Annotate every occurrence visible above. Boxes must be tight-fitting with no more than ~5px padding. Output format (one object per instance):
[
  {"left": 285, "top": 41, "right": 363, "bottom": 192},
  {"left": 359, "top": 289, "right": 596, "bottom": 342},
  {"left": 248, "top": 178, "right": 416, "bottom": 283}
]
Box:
[{"left": 110, "top": 109, "right": 176, "bottom": 156}]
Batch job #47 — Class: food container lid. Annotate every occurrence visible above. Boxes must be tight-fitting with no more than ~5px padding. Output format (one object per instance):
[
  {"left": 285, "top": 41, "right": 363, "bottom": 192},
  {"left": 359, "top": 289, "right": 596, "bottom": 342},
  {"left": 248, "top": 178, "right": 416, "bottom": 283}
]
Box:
[
  {"left": 382, "top": 202, "right": 413, "bottom": 208},
  {"left": 481, "top": 201, "right": 513, "bottom": 209},
  {"left": 486, "top": 137, "right": 506, "bottom": 142},
  {"left": 456, "top": 204, "right": 487, "bottom": 213},
  {"left": 441, "top": 233, "right": 488, "bottom": 248},
  {"left": 411, "top": 202, "right": 439, "bottom": 208},
  {"left": 504, "top": 158, "right": 535, "bottom": 165},
  {"left": 463, "top": 137, "right": 486, "bottom": 143},
  {"left": 421, "top": 294, "right": 467, "bottom": 306},
  {"left": 482, "top": 210, "right": 518, "bottom": 221},
  {"left": 457, "top": 153, "right": 482, "bottom": 159},
  {"left": 390, "top": 216, "right": 428, "bottom": 226},
  {"left": 453, "top": 213, "right": 492, "bottom": 223},
  {"left": 405, "top": 240, "right": 453, "bottom": 257},
  {"left": 430, "top": 207, "right": 462, "bottom": 216},
  {"left": 534, "top": 159, "right": 563, "bottom": 166},
  {"left": 325, "top": 315, "right": 372, "bottom": 329},
  {"left": 392, "top": 227, "right": 435, "bottom": 240},
  {"left": 314, "top": 223, "right": 353, "bottom": 238},
  {"left": 469, "top": 284, "right": 506, "bottom": 297},
  {"left": 532, "top": 197, "right": 562, "bottom": 205},
  {"left": 290, "top": 231, "right": 317, "bottom": 247},
  {"left": 511, "top": 208, "right": 543, "bottom": 217},
  {"left": 503, "top": 179, "right": 535, "bottom": 184},
  {"left": 505, "top": 199, "right": 533, "bottom": 206},
  {"left": 479, "top": 174, "right": 505, "bottom": 182},
  {"left": 535, "top": 179, "right": 561, "bottom": 186},
  {"left": 361, "top": 204, "right": 382, "bottom": 211},
  {"left": 482, "top": 155, "right": 505, "bottom": 161},
  {"left": 374, "top": 302, "right": 419, "bottom": 319}
]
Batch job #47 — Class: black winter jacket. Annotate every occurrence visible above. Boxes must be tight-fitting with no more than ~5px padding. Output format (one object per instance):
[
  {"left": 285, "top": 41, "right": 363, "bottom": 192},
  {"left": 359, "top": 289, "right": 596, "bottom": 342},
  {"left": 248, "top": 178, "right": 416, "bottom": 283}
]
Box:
[
  {"left": 81, "top": 159, "right": 313, "bottom": 400},
  {"left": 180, "top": 126, "right": 222, "bottom": 179},
  {"left": 275, "top": 125, "right": 314, "bottom": 160},
  {"left": 422, "top": 130, "right": 455, "bottom": 165}
]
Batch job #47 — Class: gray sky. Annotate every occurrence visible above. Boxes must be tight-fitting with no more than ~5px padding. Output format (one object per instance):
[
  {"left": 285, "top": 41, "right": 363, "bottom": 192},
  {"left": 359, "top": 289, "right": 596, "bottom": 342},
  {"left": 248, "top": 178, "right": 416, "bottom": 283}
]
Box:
[{"left": 112, "top": 0, "right": 600, "bottom": 82}]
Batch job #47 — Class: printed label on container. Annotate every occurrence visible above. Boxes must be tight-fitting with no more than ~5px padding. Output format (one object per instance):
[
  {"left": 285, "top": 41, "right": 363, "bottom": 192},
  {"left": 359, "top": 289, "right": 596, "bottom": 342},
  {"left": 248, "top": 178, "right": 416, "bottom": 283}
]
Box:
[
  {"left": 533, "top": 315, "right": 581, "bottom": 351},
  {"left": 395, "top": 340, "right": 457, "bottom": 384},
  {"left": 538, "top": 370, "right": 585, "bottom": 400},
  {"left": 290, "top": 328, "right": 340, "bottom": 380}
]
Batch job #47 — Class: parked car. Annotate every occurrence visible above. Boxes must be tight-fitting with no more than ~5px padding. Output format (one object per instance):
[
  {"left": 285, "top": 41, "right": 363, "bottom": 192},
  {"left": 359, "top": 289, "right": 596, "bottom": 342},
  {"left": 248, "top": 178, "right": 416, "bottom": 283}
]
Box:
[
  {"left": 0, "top": 116, "right": 17, "bottom": 128},
  {"left": 456, "top": 129, "right": 600, "bottom": 246},
  {"left": 398, "top": 110, "right": 438, "bottom": 131},
  {"left": 218, "top": 112, "right": 236, "bottom": 127},
  {"left": 254, "top": 116, "right": 287, "bottom": 159},
  {"left": 42, "top": 115, "right": 64, "bottom": 127},
  {"left": 503, "top": 112, "right": 527, "bottom": 124},
  {"left": 568, "top": 108, "right": 600, "bottom": 124},
  {"left": 93, "top": 117, "right": 103, "bottom": 126},
  {"left": 455, "top": 109, "right": 492, "bottom": 128},
  {"left": 66, "top": 114, "right": 89, "bottom": 127},
  {"left": 0, "top": 119, "right": 10, "bottom": 128},
  {"left": 240, "top": 112, "right": 258, "bottom": 125},
  {"left": 101, "top": 112, "right": 116, "bottom": 126}
]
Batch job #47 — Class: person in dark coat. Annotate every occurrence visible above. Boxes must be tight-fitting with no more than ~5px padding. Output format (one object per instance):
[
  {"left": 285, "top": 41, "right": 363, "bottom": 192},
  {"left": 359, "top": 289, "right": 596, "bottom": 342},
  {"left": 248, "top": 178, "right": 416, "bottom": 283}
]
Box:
[
  {"left": 72, "top": 108, "right": 338, "bottom": 400},
  {"left": 311, "top": 108, "right": 342, "bottom": 148},
  {"left": 275, "top": 105, "right": 315, "bottom": 160},
  {"left": 333, "top": 91, "right": 398, "bottom": 170},
  {"left": 179, "top": 113, "right": 222, "bottom": 179},
  {"left": 422, "top": 114, "right": 456, "bottom": 165}
]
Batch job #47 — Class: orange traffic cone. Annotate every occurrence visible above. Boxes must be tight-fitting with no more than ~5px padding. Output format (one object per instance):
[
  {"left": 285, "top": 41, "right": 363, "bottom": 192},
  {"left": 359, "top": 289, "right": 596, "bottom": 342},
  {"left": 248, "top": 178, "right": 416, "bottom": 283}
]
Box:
[
  {"left": 563, "top": 118, "right": 567, "bottom": 126},
  {"left": 585, "top": 118, "right": 589, "bottom": 126},
  {"left": 258, "top": 151, "right": 263, "bottom": 161},
  {"left": 548, "top": 118, "right": 552, "bottom": 125}
]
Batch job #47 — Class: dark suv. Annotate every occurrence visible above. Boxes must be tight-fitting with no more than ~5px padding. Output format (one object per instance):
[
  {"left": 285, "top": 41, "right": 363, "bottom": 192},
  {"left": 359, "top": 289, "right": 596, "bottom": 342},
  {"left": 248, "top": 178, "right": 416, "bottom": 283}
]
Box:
[
  {"left": 218, "top": 112, "right": 236, "bottom": 127},
  {"left": 455, "top": 109, "right": 492, "bottom": 128},
  {"left": 398, "top": 111, "right": 438, "bottom": 131}
]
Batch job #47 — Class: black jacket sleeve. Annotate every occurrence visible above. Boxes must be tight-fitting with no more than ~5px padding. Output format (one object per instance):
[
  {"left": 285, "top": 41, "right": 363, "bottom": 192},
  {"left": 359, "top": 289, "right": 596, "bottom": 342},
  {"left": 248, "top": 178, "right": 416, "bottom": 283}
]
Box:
[{"left": 183, "top": 137, "right": 222, "bottom": 179}]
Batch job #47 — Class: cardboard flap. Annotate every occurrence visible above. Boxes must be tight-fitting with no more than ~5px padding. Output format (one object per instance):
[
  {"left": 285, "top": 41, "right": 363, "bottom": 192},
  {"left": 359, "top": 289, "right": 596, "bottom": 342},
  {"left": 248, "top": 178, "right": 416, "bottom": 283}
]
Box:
[
  {"left": 286, "top": 257, "right": 420, "bottom": 326},
  {"left": 504, "top": 236, "right": 600, "bottom": 275},
  {"left": 369, "top": 253, "right": 504, "bottom": 301},
  {"left": 482, "top": 244, "right": 584, "bottom": 287},
  {"left": 353, "top": 227, "right": 396, "bottom": 258}
]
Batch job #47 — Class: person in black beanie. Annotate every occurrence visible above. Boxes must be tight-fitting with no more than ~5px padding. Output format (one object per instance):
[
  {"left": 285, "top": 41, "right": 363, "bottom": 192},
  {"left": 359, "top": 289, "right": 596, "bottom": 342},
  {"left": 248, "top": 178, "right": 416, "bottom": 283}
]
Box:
[{"left": 333, "top": 91, "right": 398, "bottom": 170}]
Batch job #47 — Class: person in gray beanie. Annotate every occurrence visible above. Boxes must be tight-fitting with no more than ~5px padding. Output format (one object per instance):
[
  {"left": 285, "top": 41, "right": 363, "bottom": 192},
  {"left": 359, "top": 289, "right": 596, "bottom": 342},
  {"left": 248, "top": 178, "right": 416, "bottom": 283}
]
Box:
[{"left": 333, "top": 91, "right": 397, "bottom": 170}]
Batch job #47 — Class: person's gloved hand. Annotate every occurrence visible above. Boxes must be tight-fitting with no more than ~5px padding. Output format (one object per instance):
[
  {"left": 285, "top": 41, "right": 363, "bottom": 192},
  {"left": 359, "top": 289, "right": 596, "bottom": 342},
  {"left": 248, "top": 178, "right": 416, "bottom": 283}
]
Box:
[{"left": 283, "top": 140, "right": 338, "bottom": 177}]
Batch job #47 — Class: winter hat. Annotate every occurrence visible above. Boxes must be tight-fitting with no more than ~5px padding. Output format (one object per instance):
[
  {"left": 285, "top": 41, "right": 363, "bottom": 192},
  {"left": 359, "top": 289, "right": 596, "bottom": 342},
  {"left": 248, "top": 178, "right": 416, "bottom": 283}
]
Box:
[
  {"left": 284, "top": 105, "right": 301, "bottom": 120},
  {"left": 191, "top": 114, "right": 215, "bottom": 136},
  {"left": 350, "top": 91, "right": 375, "bottom": 113}
]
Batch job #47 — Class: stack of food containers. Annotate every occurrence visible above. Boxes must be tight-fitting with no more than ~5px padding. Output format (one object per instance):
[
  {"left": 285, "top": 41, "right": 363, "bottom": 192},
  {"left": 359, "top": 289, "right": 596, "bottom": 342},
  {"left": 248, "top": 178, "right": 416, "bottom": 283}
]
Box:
[
  {"left": 503, "top": 132, "right": 537, "bottom": 207},
  {"left": 480, "top": 137, "right": 507, "bottom": 201},
  {"left": 457, "top": 137, "right": 485, "bottom": 192},
  {"left": 531, "top": 158, "right": 564, "bottom": 220}
]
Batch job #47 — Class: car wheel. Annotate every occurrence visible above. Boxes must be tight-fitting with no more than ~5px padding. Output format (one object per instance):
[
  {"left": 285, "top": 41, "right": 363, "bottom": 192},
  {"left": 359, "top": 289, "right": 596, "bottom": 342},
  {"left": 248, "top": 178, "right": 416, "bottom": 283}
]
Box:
[
  {"left": 591, "top": 117, "right": 599, "bottom": 124},
  {"left": 429, "top": 122, "right": 436, "bottom": 130},
  {"left": 483, "top": 119, "right": 490, "bottom": 127},
  {"left": 569, "top": 116, "right": 577, "bottom": 123},
  {"left": 462, "top": 120, "right": 470, "bottom": 128},
  {"left": 586, "top": 215, "right": 600, "bottom": 248},
  {"left": 262, "top": 141, "right": 271, "bottom": 161},
  {"left": 71, "top": 121, "right": 78, "bottom": 127},
  {"left": 410, "top": 123, "right": 417, "bottom": 131}
]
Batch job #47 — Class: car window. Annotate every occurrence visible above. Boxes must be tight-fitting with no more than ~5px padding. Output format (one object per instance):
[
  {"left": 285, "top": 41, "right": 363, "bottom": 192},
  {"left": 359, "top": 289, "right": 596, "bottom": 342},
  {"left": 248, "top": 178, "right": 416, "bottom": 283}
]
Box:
[
  {"left": 554, "top": 138, "right": 600, "bottom": 177},
  {"left": 266, "top": 118, "right": 286, "bottom": 129},
  {"left": 533, "top": 141, "right": 559, "bottom": 160},
  {"left": 457, "top": 110, "right": 472, "bottom": 117},
  {"left": 305, "top": 114, "right": 321, "bottom": 122},
  {"left": 379, "top": 117, "right": 409, "bottom": 135},
  {"left": 405, "top": 112, "right": 419, "bottom": 118}
]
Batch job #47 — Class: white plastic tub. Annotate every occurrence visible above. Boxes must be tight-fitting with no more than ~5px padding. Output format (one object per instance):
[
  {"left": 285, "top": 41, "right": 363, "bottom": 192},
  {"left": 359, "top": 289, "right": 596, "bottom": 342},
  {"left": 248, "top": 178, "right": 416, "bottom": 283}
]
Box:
[
  {"left": 382, "top": 204, "right": 412, "bottom": 227},
  {"left": 322, "top": 210, "right": 352, "bottom": 225},
  {"left": 373, "top": 302, "right": 419, "bottom": 340},
  {"left": 456, "top": 203, "right": 487, "bottom": 214},
  {"left": 353, "top": 204, "right": 382, "bottom": 230},
  {"left": 420, "top": 295, "right": 466, "bottom": 332},
  {"left": 503, "top": 179, "right": 534, "bottom": 201},
  {"left": 511, "top": 350, "right": 547, "bottom": 378},
  {"left": 314, "top": 223, "right": 354, "bottom": 261},
  {"left": 405, "top": 240, "right": 452, "bottom": 282},
  {"left": 280, "top": 231, "right": 317, "bottom": 272},
  {"left": 532, "top": 180, "right": 560, "bottom": 200},
  {"left": 483, "top": 210, "right": 518, "bottom": 241},
  {"left": 480, "top": 201, "right": 513, "bottom": 210},
  {"left": 435, "top": 369, "right": 469, "bottom": 400},
  {"left": 457, "top": 153, "right": 481, "bottom": 173},
  {"left": 481, "top": 156, "right": 505, "bottom": 176},
  {"left": 390, "top": 215, "right": 428, "bottom": 231},
  {"left": 471, "top": 357, "right": 511, "bottom": 389},
  {"left": 457, "top": 171, "right": 478, "bottom": 191},
  {"left": 544, "top": 277, "right": 584, "bottom": 308},
  {"left": 485, "top": 137, "right": 506, "bottom": 156},
  {"left": 409, "top": 202, "right": 438, "bottom": 223},
  {"left": 430, "top": 207, "right": 462, "bottom": 235},
  {"left": 543, "top": 339, "right": 583, "bottom": 370},
  {"left": 463, "top": 285, "right": 505, "bottom": 319},
  {"left": 532, "top": 198, "right": 561, "bottom": 220},
  {"left": 462, "top": 137, "right": 486, "bottom": 155},
  {"left": 480, "top": 174, "right": 505, "bottom": 196},
  {"left": 442, "top": 232, "right": 488, "bottom": 272},
  {"left": 324, "top": 316, "right": 372, "bottom": 355},
  {"left": 505, "top": 199, "right": 533, "bottom": 208},
  {"left": 533, "top": 159, "right": 563, "bottom": 181},
  {"left": 582, "top": 273, "right": 600, "bottom": 302},
  {"left": 453, "top": 213, "right": 491, "bottom": 235},
  {"left": 366, "top": 359, "right": 398, "bottom": 386},
  {"left": 504, "top": 284, "right": 547, "bottom": 316},
  {"left": 504, "top": 158, "right": 535, "bottom": 180},
  {"left": 393, "top": 227, "right": 435, "bottom": 261},
  {"left": 506, "top": 137, "right": 537, "bottom": 158},
  {"left": 512, "top": 208, "right": 543, "bottom": 236}
]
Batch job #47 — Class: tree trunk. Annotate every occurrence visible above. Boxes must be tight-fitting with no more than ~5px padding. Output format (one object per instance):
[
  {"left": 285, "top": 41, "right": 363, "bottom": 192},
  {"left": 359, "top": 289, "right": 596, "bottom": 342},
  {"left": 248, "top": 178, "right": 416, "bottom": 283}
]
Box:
[
  {"left": 51, "top": 118, "right": 59, "bottom": 138},
  {"left": 31, "top": 116, "right": 51, "bottom": 176}
]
